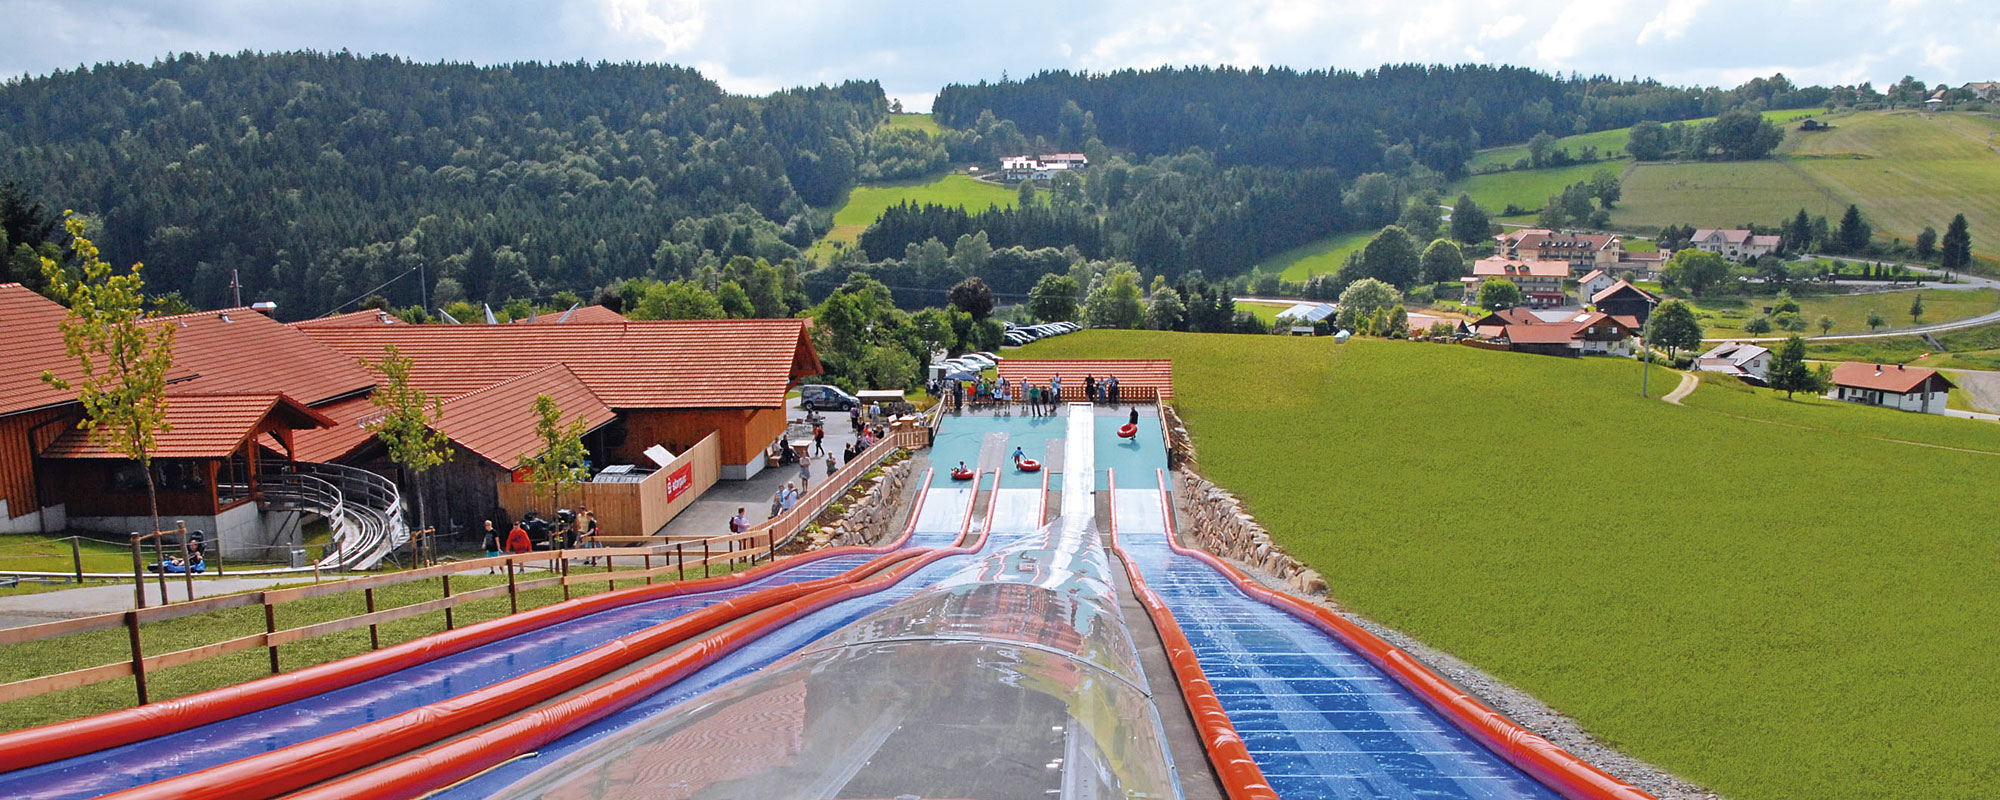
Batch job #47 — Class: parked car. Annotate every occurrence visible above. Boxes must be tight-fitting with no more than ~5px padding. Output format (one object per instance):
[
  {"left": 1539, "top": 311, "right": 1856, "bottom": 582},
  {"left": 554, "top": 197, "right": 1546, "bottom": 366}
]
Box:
[
  {"left": 973, "top": 351, "right": 1003, "bottom": 363},
  {"left": 798, "top": 384, "right": 860, "bottom": 411},
  {"left": 956, "top": 354, "right": 996, "bottom": 370}
]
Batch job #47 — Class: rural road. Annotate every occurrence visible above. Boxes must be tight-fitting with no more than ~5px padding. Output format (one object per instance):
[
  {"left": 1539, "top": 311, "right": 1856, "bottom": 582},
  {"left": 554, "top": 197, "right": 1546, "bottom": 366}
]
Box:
[
  {"left": 1703, "top": 257, "right": 2000, "bottom": 342},
  {"left": 1661, "top": 372, "right": 1698, "bottom": 405}
]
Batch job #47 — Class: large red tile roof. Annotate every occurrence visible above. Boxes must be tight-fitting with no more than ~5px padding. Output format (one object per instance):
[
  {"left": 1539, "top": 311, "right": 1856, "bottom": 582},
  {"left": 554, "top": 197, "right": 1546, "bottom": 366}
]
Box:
[
  {"left": 289, "top": 309, "right": 407, "bottom": 329},
  {"left": 298, "top": 319, "right": 819, "bottom": 409},
  {"left": 433, "top": 364, "right": 617, "bottom": 470},
  {"left": 41, "top": 393, "right": 332, "bottom": 459},
  {"left": 996, "top": 359, "right": 1175, "bottom": 399},
  {"left": 156, "top": 308, "right": 377, "bottom": 405},
  {"left": 285, "top": 395, "right": 383, "bottom": 463},
  {"left": 0, "top": 283, "right": 96, "bottom": 416},
  {"left": 1830, "top": 362, "right": 1954, "bottom": 394},
  {"left": 1471, "top": 257, "right": 1569, "bottom": 278}
]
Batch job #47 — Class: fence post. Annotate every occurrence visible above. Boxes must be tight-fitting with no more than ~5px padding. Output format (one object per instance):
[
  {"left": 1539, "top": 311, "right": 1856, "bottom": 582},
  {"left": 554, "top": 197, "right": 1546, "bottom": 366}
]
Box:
[
  {"left": 702, "top": 539, "right": 710, "bottom": 579},
  {"left": 506, "top": 557, "right": 519, "bottom": 615},
  {"left": 677, "top": 542, "right": 685, "bottom": 582},
  {"left": 130, "top": 534, "right": 147, "bottom": 610},
  {"left": 560, "top": 554, "right": 571, "bottom": 602},
  {"left": 177, "top": 524, "right": 195, "bottom": 603},
  {"left": 442, "top": 573, "right": 454, "bottom": 630},
  {"left": 643, "top": 552, "right": 653, "bottom": 586},
  {"left": 70, "top": 537, "right": 83, "bottom": 584},
  {"left": 364, "top": 587, "right": 379, "bottom": 650},
  {"left": 264, "top": 599, "right": 280, "bottom": 674},
  {"left": 768, "top": 530, "right": 777, "bottom": 562},
  {"left": 126, "top": 611, "right": 149, "bottom": 705}
]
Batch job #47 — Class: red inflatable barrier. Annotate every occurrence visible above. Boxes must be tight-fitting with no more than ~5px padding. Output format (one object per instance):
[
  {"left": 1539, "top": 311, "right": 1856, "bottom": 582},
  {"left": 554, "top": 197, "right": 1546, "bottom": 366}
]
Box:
[
  {"left": 95, "top": 547, "right": 935, "bottom": 800},
  {"left": 1143, "top": 470, "right": 1655, "bottom": 800},
  {"left": 1016, "top": 459, "right": 1041, "bottom": 472},
  {"left": 281, "top": 527, "right": 989, "bottom": 800},
  {"left": 1117, "top": 423, "right": 1138, "bottom": 438},
  {"left": 0, "top": 471, "right": 937, "bottom": 776}
]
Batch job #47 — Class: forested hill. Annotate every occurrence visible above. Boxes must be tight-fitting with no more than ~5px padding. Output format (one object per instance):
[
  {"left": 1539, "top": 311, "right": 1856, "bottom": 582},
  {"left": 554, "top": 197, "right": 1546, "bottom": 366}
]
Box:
[
  {"left": 0, "top": 52, "right": 885, "bottom": 316},
  {"left": 934, "top": 66, "right": 1827, "bottom": 178}
]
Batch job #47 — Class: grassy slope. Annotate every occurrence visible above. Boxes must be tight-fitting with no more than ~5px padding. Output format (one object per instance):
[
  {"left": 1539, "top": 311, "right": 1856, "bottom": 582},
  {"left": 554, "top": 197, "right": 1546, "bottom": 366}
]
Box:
[
  {"left": 807, "top": 173, "right": 1019, "bottom": 261},
  {"left": 1019, "top": 330, "right": 1999, "bottom": 800},
  {"left": 1689, "top": 287, "right": 1999, "bottom": 337},
  {"left": 1612, "top": 160, "right": 1834, "bottom": 232},
  {"left": 1469, "top": 109, "right": 1824, "bottom": 171},
  {"left": 1451, "top": 161, "right": 1615, "bottom": 213},
  {"left": 1254, "top": 231, "right": 1373, "bottom": 281},
  {"left": 1783, "top": 111, "right": 2000, "bottom": 256},
  {"left": 883, "top": 112, "right": 941, "bottom": 134},
  {"left": 1805, "top": 317, "right": 2000, "bottom": 370}
]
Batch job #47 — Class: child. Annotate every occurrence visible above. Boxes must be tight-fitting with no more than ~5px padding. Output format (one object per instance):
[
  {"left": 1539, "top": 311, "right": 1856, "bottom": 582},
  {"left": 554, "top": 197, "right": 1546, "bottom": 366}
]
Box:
[{"left": 1012, "top": 446, "right": 1025, "bottom": 465}]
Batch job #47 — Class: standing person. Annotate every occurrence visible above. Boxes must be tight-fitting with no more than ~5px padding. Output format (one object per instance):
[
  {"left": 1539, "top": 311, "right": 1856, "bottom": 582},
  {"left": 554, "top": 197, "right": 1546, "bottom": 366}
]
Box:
[
  {"left": 812, "top": 422, "right": 826, "bottom": 457},
  {"left": 1050, "top": 375, "right": 1062, "bottom": 404},
  {"left": 1026, "top": 384, "right": 1039, "bottom": 416},
  {"left": 1129, "top": 406, "right": 1140, "bottom": 427},
  {"left": 504, "top": 521, "right": 534, "bottom": 573},
  {"left": 1012, "top": 446, "right": 1025, "bottom": 466},
  {"left": 1084, "top": 374, "right": 1096, "bottom": 403},
  {"left": 730, "top": 507, "right": 749, "bottom": 535},
  {"left": 481, "top": 520, "right": 502, "bottom": 574},
  {"left": 849, "top": 404, "right": 863, "bottom": 434},
  {"left": 1108, "top": 375, "right": 1120, "bottom": 405},
  {"left": 782, "top": 482, "right": 799, "bottom": 512},
  {"left": 769, "top": 488, "right": 784, "bottom": 519},
  {"left": 799, "top": 460, "right": 812, "bottom": 493},
  {"left": 824, "top": 451, "right": 837, "bottom": 477},
  {"left": 581, "top": 508, "right": 601, "bottom": 565}
]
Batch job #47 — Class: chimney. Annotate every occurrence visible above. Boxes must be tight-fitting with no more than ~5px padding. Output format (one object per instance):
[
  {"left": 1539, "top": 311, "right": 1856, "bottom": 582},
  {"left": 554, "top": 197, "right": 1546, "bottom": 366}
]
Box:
[
  {"left": 1897, "top": 363, "right": 1905, "bottom": 371},
  {"left": 250, "top": 301, "right": 277, "bottom": 317}
]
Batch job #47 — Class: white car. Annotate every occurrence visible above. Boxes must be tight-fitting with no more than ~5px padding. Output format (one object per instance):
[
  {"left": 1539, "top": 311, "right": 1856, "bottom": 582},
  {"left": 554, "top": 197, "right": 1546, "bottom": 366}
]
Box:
[
  {"left": 956, "top": 354, "right": 997, "bottom": 370},
  {"left": 1004, "top": 332, "right": 1033, "bottom": 346},
  {"left": 973, "top": 351, "right": 1003, "bottom": 362}
]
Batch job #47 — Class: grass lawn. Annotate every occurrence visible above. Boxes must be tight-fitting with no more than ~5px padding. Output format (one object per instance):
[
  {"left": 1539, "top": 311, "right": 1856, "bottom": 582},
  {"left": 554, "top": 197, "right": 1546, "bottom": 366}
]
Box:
[
  {"left": 1450, "top": 161, "right": 1616, "bottom": 214},
  {"left": 1236, "top": 300, "right": 1296, "bottom": 324},
  {"left": 1782, "top": 111, "right": 2000, "bottom": 258},
  {"left": 1468, "top": 110, "right": 1821, "bottom": 172},
  {"left": 1686, "top": 287, "right": 1999, "bottom": 338},
  {"left": 1018, "top": 330, "right": 1998, "bottom": 800},
  {"left": 0, "top": 560, "right": 750, "bottom": 731},
  {"left": 808, "top": 173, "right": 1019, "bottom": 262},
  {"left": 882, "top": 113, "right": 941, "bottom": 135},
  {"left": 0, "top": 534, "right": 288, "bottom": 574},
  {"left": 1254, "top": 231, "right": 1372, "bottom": 281},
  {"left": 1804, "top": 318, "right": 2000, "bottom": 371},
  {"left": 1611, "top": 160, "right": 1836, "bottom": 232}
]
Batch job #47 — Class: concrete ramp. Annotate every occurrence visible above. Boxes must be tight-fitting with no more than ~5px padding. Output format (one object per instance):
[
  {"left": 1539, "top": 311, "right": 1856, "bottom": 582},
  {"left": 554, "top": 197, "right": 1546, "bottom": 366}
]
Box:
[{"left": 1112, "top": 488, "right": 1166, "bottom": 535}]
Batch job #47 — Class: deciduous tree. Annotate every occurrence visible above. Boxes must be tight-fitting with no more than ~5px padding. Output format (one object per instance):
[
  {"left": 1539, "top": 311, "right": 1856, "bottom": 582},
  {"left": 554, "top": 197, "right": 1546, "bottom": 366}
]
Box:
[
  {"left": 363, "top": 345, "right": 451, "bottom": 534},
  {"left": 1476, "top": 277, "right": 1522, "bottom": 310},
  {"left": 1662, "top": 249, "right": 1730, "bottom": 297},
  {"left": 39, "top": 216, "right": 178, "bottom": 537},
  {"left": 1360, "top": 225, "right": 1421, "bottom": 289},
  {"left": 1647, "top": 299, "right": 1704, "bottom": 358},
  {"left": 1028, "top": 272, "right": 1080, "bottom": 321},
  {"left": 947, "top": 277, "right": 995, "bottom": 320},
  {"left": 1419, "top": 239, "right": 1465, "bottom": 285},
  {"left": 1449, "top": 194, "right": 1491, "bottom": 244},
  {"left": 519, "top": 394, "right": 591, "bottom": 514},
  {"left": 1767, "top": 335, "right": 1822, "bottom": 399}
]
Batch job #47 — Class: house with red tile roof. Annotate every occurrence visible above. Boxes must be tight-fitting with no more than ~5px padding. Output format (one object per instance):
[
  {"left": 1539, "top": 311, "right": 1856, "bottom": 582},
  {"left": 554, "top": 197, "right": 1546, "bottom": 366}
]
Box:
[
  {"left": 1829, "top": 362, "right": 1954, "bottom": 414},
  {"left": 1691, "top": 229, "right": 1782, "bottom": 262},
  {"left": 2, "top": 282, "right": 819, "bottom": 554},
  {"left": 1475, "top": 308, "right": 1637, "bottom": 357},
  {"left": 1464, "top": 257, "right": 1571, "bottom": 308}
]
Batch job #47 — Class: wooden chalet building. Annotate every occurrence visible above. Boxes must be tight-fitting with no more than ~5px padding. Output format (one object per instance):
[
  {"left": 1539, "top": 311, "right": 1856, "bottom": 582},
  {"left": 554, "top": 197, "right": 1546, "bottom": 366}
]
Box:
[{"left": 1589, "top": 280, "right": 1658, "bottom": 328}]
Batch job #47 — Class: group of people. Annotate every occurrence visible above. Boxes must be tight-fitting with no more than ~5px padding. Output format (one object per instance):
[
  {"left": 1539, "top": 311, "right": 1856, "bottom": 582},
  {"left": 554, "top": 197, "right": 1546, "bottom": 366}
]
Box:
[
  {"left": 147, "top": 531, "right": 208, "bottom": 573},
  {"left": 480, "top": 507, "right": 601, "bottom": 572},
  {"left": 936, "top": 372, "right": 1129, "bottom": 415},
  {"left": 847, "top": 402, "right": 891, "bottom": 434},
  {"left": 769, "top": 481, "right": 805, "bottom": 519}
]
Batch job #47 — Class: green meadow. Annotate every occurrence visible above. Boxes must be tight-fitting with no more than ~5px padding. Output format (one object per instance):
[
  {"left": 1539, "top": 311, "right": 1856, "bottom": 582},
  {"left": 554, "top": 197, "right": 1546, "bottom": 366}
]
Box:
[
  {"left": 1450, "top": 161, "right": 1615, "bottom": 214},
  {"left": 1687, "top": 287, "right": 1999, "bottom": 338},
  {"left": 1253, "top": 231, "right": 1373, "bottom": 281},
  {"left": 882, "top": 112, "right": 942, "bottom": 134},
  {"left": 808, "top": 173, "right": 1019, "bottom": 261},
  {"left": 1019, "top": 329, "right": 1999, "bottom": 800}
]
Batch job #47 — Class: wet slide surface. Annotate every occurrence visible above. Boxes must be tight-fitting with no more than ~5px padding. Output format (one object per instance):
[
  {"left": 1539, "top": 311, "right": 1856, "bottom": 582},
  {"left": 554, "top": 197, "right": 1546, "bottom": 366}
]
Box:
[
  {"left": 0, "top": 552, "right": 878, "bottom": 800},
  {"left": 1107, "top": 411, "right": 1565, "bottom": 799}
]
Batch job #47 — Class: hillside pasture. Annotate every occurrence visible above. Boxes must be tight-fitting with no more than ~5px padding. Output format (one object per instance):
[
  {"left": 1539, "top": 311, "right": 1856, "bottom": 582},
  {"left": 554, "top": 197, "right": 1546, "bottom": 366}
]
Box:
[
  {"left": 1450, "top": 161, "right": 1615, "bottom": 214},
  {"left": 1689, "top": 287, "right": 1999, "bottom": 337},
  {"left": 808, "top": 173, "right": 1019, "bottom": 261},
  {"left": 1781, "top": 111, "right": 2000, "bottom": 257},
  {"left": 882, "top": 112, "right": 941, "bottom": 134},
  {"left": 1610, "top": 160, "right": 1834, "bottom": 232},
  {"left": 1254, "top": 231, "right": 1373, "bottom": 281},
  {"left": 1018, "top": 329, "right": 1999, "bottom": 800}
]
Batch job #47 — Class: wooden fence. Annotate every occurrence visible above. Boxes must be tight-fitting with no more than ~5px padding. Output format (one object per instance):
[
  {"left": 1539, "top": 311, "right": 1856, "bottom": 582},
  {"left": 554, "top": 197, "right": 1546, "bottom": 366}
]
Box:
[
  {"left": 0, "top": 533, "right": 775, "bottom": 707},
  {"left": 497, "top": 433, "right": 720, "bottom": 538}
]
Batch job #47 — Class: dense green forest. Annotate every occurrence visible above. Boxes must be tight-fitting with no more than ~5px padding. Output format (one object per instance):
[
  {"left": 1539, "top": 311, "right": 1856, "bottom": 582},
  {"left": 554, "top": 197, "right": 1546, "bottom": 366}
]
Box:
[
  {"left": 933, "top": 65, "right": 1829, "bottom": 178},
  {"left": 0, "top": 51, "right": 887, "bottom": 316}
]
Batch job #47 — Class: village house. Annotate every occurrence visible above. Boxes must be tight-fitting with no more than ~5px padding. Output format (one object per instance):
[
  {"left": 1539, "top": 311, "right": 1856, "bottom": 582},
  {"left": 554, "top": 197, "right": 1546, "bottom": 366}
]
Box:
[
  {"left": 1577, "top": 269, "right": 1617, "bottom": 303},
  {"left": 1000, "top": 153, "right": 1088, "bottom": 182},
  {"left": 1589, "top": 280, "right": 1658, "bottom": 328},
  {"left": 1471, "top": 308, "right": 1636, "bottom": 357},
  {"left": 1405, "top": 312, "right": 1470, "bottom": 339},
  {"left": 1696, "top": 342, "right": 1774, "bottom": 383},
  {"left": 1829, "top": 362, "right": 1954, "bottom": 415},
  {"left": 1963, "top": 81, "right": 2000, "bottom": 101},
  {"left": 1496, "top": 229, "right": 1627, "bottom": 275},
  {"left": 1466, "top": 257, "right": 1571, "bottom": 308},
  {"left": 1691, "top": 229, "right": 1782, "bottom": 262}
]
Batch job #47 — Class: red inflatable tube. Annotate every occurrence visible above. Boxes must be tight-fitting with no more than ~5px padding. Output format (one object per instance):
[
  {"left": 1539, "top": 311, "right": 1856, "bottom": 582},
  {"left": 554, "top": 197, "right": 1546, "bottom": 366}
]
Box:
[
  {"left": 1118, "top": 423, "right": 1138, "bottom": 438},
  {"left": 1146, "top": 472, "right": 1655, "bottom": 800},
  {"left": 1017, "top": 459, "right": 1041, "bottom": 472},
  {"left": 0, "top": 470, "right": 936, "bottom": 776},
  {"left": 284, "top": 537, "right": 982, "bottom": 800},
  {"left": 93, "top": 547, "right": 933, "bottom": 800},
  {"left": 950, "top": 467, "right": 975, "bottom": 480}
]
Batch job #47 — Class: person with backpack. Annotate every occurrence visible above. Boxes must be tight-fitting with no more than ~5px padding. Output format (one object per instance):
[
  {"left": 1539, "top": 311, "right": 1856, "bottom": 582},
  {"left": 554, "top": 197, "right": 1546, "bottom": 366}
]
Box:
[{"left": 481, "top": 520, "right": 502, "bottom": 573}]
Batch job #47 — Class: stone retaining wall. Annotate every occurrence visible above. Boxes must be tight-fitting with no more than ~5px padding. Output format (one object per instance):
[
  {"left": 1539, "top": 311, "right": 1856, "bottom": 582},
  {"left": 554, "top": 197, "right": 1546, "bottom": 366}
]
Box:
[
  {"left": 808, "top": 459, "right": 915, "bottom": 549},
  {"left": 1173, "top": 468, "right": 1328, "bottom": 597}
]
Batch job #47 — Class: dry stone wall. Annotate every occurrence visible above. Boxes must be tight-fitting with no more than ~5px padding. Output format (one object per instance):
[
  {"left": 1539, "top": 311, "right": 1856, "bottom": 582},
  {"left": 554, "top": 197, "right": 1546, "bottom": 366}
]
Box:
[
  {"left": 809, "top": 459, "right": 915, "bottom": 549},
  {"left": 1173, "top": 468, "right": 1328, "bottom": 597}
]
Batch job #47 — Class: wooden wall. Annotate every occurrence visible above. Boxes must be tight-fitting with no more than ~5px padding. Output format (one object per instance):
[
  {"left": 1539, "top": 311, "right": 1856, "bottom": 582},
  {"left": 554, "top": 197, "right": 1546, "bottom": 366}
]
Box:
[
  {"left": 0, "top": 409, "right": 69, "bottom": 522},
  {"left": 615, "top": 407, "right": 786, "bottom": 468},
  {"left": 499, "top": 432, "right": 720, "bottom": 537}
]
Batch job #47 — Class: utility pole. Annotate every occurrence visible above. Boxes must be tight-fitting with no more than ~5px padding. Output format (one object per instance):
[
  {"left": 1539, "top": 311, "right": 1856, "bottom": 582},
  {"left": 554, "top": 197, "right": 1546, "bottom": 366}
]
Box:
[
  {"left": 419, "top": 262, "right": 428, "bottom": 314},
  {"left": 229, "top": 270, "right": 242, "bottom": 308},
  {"left": 1640, "top": 295, "right": 1660, "bottom": 397}
]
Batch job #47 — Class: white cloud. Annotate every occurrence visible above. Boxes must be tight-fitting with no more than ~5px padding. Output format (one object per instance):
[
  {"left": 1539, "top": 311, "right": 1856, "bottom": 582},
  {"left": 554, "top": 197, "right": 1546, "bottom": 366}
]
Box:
[
  {"left": 1921, "top": 36, "right": 1960, "bottom": 74},
  {"left": 1533, "top": 0, "right": 1627, "bottom": 65},
  {"left": 597, "top": 0, "right": 707, "bottom": 55},
  {"left": 1636, "top": 0, "right": 1707, "bottom": 45},
  {"left": 1480, "top": 15, "right": 1526, "bottom": 42}
]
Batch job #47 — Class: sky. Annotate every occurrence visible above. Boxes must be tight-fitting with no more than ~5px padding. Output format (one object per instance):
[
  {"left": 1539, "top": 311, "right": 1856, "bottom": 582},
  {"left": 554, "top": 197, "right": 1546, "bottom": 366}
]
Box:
[{"left": 4, "top": 0, "right": 1997, "bottom": 110}]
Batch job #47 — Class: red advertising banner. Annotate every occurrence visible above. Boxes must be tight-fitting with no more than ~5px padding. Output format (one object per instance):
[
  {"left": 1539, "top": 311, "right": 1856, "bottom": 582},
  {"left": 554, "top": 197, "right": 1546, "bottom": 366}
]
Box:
[{"left": 664, "top": 463, "right": 694, "bottom": 502}]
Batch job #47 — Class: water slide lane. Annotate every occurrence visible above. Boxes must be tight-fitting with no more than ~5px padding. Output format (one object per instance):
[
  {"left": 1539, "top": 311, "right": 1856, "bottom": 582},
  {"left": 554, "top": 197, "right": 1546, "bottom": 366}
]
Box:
[
  {"left": 0, "top": 478, "right": 940, "bottom": 800},
  {"left": 1112, "top": 436, "right": 1650, "bottom": 800}
]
